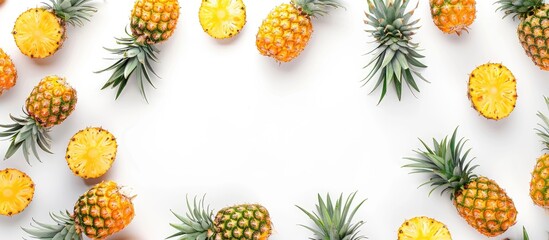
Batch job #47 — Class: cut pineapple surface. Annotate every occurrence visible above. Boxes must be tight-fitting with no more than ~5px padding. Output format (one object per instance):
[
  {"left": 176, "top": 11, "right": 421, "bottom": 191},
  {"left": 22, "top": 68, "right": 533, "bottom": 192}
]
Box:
[
  {"left": 66, "top": 127, "right": 117, "bottom": 179},
  {"left": 0, "top": 169, "right": 34, "bottom": 216},
  {"left": 468, "top": 63, "right": 517, "bottom": 120},
  {"left": 12, "top": 8, "right": 64, "bottom": 58},
  {"left": 199, "top": 0, "right": 246, "bottom": 39},
  {"left": 398, "top": 216, "right": 452, "bottom": 240}
]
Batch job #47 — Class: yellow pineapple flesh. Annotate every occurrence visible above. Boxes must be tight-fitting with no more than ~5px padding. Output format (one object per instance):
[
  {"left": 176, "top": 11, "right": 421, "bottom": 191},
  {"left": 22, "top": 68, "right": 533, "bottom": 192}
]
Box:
[
  {"left": 430, "top": 0, "right": 476, "bottom": 35},
  {"left": 256, "top": 3, "right": 312, "bottom": 63},
  {"left": 199, "top": 0, "right": 247, "bottom": 39},
  {"left": 0, "top": 48, "right": 17, "bottom": 96},
  {"left": 66, "top": 127, "right": 117, "bottom": 179},
  {"left": 398, "top": 216, "right": 452, "bottom": 240},
  {"left": 74, "top": 181, "right": 135, "bottom": 239},
  {"left": 12, "top": 8, "right": 65, "bottom": 58},
  {"left": 131, "top": 0, "right": 180, "bottom": 44},
  {"left": 0, "top": 168, "right": 34, "bottom": 216},
  {"left": 26, "top": 75, "right": 77, "bottom": 128},
  {"left": 468, "top": 63, "right": 517, "bottom": 120}
]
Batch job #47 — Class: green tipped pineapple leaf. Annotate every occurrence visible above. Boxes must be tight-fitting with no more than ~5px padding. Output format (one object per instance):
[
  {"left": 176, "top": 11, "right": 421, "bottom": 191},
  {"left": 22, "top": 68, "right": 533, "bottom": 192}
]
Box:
[
  {"left": 167, "top": 195, "right": 213, "bottom": 240},
  {"left": 1, "top": 112, "right": 52, "bottom": 164},
  {"left": 495, "top": 0, "right": 543, "bottom": 20},
  {"left": 292, "top": 0, "right": 344, "bottom": 17},
  {"left": 536, "top": 96, "right": 549, "bottom": 150},
  {"left": 22, "top": 211, "right": 81, "bottom": 240},
  {"left": 43, "top": 0, "right": 97, "bottom": 27}
]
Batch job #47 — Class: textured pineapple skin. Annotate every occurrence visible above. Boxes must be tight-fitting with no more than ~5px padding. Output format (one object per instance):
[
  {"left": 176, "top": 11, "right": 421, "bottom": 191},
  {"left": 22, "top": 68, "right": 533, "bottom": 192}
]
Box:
[
  {"left": 453, "top": 177, "right": 517, "bottom": 237},
  {"left": 256, "top": 3, "right": 313, "bottom": 62},
  {"left": 530, "top": 154, "right": 549, "bottom": 207},
  {"left": 518, "top": 4, "right": 549, "bottom": 70},
  {"left": 131, "top": 0, "right": 180, "bottom": 45},
  {"left": 210, "top": 204, "right": 271, "bottom": 240},
  {"left": 0, "top": 48, "right": 16, "bottom": 96},
  {"left": 429, "top": 0, "right": 476, "bottom": 34},
  {"left": 74, "top": 181, "right": 135, "bottom": 239},
  {"left": 25, "top": 76, "right": 77, "bottom": 128}
]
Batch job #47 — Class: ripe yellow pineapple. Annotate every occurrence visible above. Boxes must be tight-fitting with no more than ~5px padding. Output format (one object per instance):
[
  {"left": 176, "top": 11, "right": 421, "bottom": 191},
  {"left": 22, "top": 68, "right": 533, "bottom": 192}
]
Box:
[
  {"left": 23, "top": 181, "right": 135, "bottom": 240},
  {"left": 0, "top": 75, "right": 77, "bottom": 163},
  {"left": 12, "top": 0, "right": 96, "bottom": 58},
  {"left": 297, "top": 192, "right": 366, "bottom": 239},
  {"left": 98, "top": 0, "right": 180, "bottom": 101},
  {"left": 168, "top": 196, "right": 272, "bottom": 239},
  {"left": 404, "top": 128, "right": 517, "bottom": 237},
  {"left": 530, "top": 97, "right": 549, "bottom": 208},
  {"left": 66, "top": 127, "right": 118, "bottom": 179},
  {"left": 0, "top": 48, "right": 17, "bottom": 96},
  {"left": 256, "top": 0, "right": 343, "bottom": 63},
  {"left": 199, "top": 0, "right": 247, "bottom": 39},
  {"left": 398, "top": 216, "right": 452, "bottom": 240},
  {"left": 468, "top": 63, "right": 517, "bottom": 120},
  {"left": 0, "top": 168, "right": 34, "bottom": 216},
  {"left": 430, "top": 0, "right": 476, "bottom": 35}
]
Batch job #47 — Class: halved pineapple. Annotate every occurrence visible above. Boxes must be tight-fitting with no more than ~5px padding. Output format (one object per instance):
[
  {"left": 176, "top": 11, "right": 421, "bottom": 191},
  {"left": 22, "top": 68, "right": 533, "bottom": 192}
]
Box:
[
  {"left": 0, "top": 168, "right": 35, "bottom": 216},
  {"left": 398, "top": 216, "right": 452, "bottom": 240},
  {"left": 468, "top": 63, "right": 517, "bottom": 120},
  {"left": 66, "top": 127, "right": 117, "bottom": 179},
  {"left": 199, "top": 0, "right": 246, "bottom": 39},
  {"left": 12, "top": 8, "right": 65, "bottom": 58}
]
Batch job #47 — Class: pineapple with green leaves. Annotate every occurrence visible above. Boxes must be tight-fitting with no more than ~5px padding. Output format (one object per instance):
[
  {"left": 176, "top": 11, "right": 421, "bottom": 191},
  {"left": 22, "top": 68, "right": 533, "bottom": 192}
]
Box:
[
  {"left": 296, "top": 192, "right": 366, "bottom": 240},
  {"left": 530, "top": 97, "right": 549, "bottom": 208},
  {"left": 168, "top": 196, "right": 272, "bottom": 239},
  {"left": 364, "top": 0, "right": 427, "bottom": 103}
]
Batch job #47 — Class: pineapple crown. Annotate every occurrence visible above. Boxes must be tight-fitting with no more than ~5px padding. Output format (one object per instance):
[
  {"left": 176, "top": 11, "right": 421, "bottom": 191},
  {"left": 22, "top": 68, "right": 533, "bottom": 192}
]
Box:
[
  {"left": 536, "top": 97, "right": 549, "bottom": 150},
  {"left": 22, "top": 211, "right": 81, "bottom": 240},
  {"left": 363, "top": 0, "right": 428, "bottom": 104},
  {"left": 495, "top": 0, "right": 544, "bottom": 20},
  {"left": 296, "top": 192, "right": 367, "bottom": 240},
  {"left": 0, "top": 111, "right": 53, "bottom": 165},
  {"left": 96, "top": 30, "right": 160, "bottom": 102},
  {"left": 43, "top": 0, "right": 97, "bottom": 26},
  {"left": 291, "top": 0, "right": 344, "bottom": 17},
  {"left": 167, "top": 195, "right": 214, "bottom": 240},
  {"left": 404, "top": 128, "right": 479, "bottom": 199}
]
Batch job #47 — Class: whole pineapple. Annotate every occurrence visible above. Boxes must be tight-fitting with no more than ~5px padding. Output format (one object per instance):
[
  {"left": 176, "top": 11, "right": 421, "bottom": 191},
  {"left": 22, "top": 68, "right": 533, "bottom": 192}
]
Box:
[
  {"left": 12, "top": 0, "right": 96, "bottom": 58},
  {"left": 398, "top": 216, "right": 452, "bottom": 240},
  {"left": 430, "top": 0, "right": 476, "bottom": 35},
  {"left": 496, "top": 0, "right": 549, "bottom": 70},
  {"left": 0, "top": 76, "right": 77, "bottom": 163},
  {"left": 66, "top": 127, "right": 118, "bottom": 179},
  {"left": 168, "top": 196, "right": 272, "bottom": 239},
  {"left": 296, "top": 192, "right": 366, "bottom": 240},
  {"left": 23, "top": 181, "right": 135, "bottom": 240},
  {"left": 256, "top": 0, "right": 343, "bottom": 63},
  {"left": 530, "top": 97, "right": 549, "bottom": 207},
  {"left": 404, "top": 128, "right": 517, "bottom": 237},
  {"left": 0, "top": 168, "right": 35, "bottom": 216},
  {"left": 0, "top": 48, "right": 17, "bottom": 96},
  {"left": 98, "top": 0, "right": 180, "bottom": 101},
  {"left": 364, "top": 0, "right": 427, "bottom": 103}
]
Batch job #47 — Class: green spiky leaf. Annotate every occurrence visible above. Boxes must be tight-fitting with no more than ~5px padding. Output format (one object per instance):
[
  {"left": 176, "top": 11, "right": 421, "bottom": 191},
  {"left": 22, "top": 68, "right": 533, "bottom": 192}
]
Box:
[
  {"left": 22, "top": 211, "right": 81, "bottom": 240},
  {"left": 535, "top": 96, "right": 549, "bottom": 150},
  {"left": 495, "top": 0, "right": 544, "bottom": 20},
  {"left": 292, "top": 0, "right": 344, "bottom": 17},
  {"left": 43, "top": 0, "right": 97, "bottom": 26},
  {"left": 167, "top": 195, "right": 213, "bottom": 240}
]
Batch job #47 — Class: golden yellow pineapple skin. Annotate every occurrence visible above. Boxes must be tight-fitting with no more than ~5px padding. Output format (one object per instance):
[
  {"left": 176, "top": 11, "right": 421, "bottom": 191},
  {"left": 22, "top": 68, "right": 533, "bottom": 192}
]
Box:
[
  {"left": 74, "top": 181, "right": 135, "bottom": 239},
  {"left": 398, "top": 216, "right": 452, "bottom": 240},
  {"left": 518, "top": 4, "right": 549, "bottom": 70},
  {"left": 430, "top": 0, "right": 475, "bottom": 35},
  {"left": 256, "top": 3, "right": 313, "bottom": 62},
  {"left": 131, "top": 0, "right": 180, "bottom": 44},
  {"left": 0, "top": 168, "right": 34, "bottom": 216},
  {"left": 530, "top": 154, "right": 549, "bottom": 207},
  {"left": 66, "top": 127, "right": 117, "bottom": 179},
  {"left": 210, "top": 204, "right": 272, "bottom": 240},
  {"left": 12, "top": 8, "right": 65, "bottom": 58},
  {"left": 453, "top": 177, "right": 517, "bottom": 237},
  {"left": 25, "top": 76, "right": 77, "bottom": 128},
  {"left": 0, "top": 48, "right": 17, "bottom": 96}
]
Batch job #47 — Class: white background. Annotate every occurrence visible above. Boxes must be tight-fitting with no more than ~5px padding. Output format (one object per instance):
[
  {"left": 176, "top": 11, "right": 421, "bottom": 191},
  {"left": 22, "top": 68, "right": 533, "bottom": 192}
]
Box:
[{"left": 1, "top": 0, "right": 549, "bottom": 239}]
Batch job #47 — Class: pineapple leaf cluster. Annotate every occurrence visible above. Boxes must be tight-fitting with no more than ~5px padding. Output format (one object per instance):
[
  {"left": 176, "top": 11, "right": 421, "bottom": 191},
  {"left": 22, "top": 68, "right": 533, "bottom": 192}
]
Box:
[
  {"left": 404, "top": 128, "right": 479, "bottom": 199},
  {"left": 292, "top": 0, "right": 344, "bottom": 17},
  {"left": 97, "top": 31, "right": 160, "bottom": 102},
  {"left": 22, "top": 211, "right": 80, "bottom": 240},
  {"left": 363, "top": 0, "right": 427, "bottom": 103},
  {"left": 495, "top": 0, "right": 543, "bottom": 20},
  {"left": 536, "top": 96, "right": 549, "bottom": 150},
  {"left": 0, "top": 113, "right": 52, "bottom": 163},
  {"left": 168, "top": 195, "right": 213, "bottom": 240},
  {"left": 44, "top": 0, "right": 97, "bottom": 26},
  {"left": 297, "top": 192, "right": 366, "bottom": 240}
]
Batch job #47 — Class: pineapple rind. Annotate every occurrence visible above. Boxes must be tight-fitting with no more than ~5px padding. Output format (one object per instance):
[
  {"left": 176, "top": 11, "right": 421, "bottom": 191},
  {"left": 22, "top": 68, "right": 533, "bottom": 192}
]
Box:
[
  {"left": 0, "top": 168, "right": 34, "bottom": 216},
  {"left": 212, "top": 204, "right": 272, "bottom": 240},
  {"left": 0, "top": 48, "right": 17, "bottom": 95},
  {"left": 518, "top": 4, "right": 549, "bottom": 70},
  {"left": 130, "top": 0, "right": 180, "bottom": 45},
  {"left": 429, "top": 0, "right": 476, "bottom": 35},
  {"left": 26, "top": 76, "right": 77, "bottom": 128}
]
